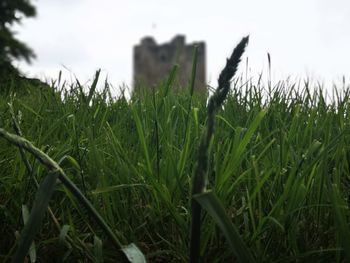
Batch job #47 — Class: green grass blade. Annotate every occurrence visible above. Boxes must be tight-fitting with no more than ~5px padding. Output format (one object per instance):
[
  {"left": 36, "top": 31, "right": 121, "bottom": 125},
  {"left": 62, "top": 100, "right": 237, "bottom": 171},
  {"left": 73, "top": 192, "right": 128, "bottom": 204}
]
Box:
[
  {"left": 94, "top": 235, "right": 103, "bottom": 263},
  {"left": 87, "top": 69, "right": 101, "bottom": 104},
  {"left": 330, "top": 183, "right": 350, "bottom": 262},
  {"left": 21, "top": 205, "right": 37, "bottom": 263},
  {"left": 131, "top": 105, "right": 153, "bottom": 176},
  {"left": 194, "top": 191, "right": 255, "bottom": 263},
  {"left": 189, "top": 45, "right": 199, "bottom": 97},
  {"left": 13, "top": 171, "right": 59, "bottom": 263},
  {"left": 121, "top": 243, "right": 147, "bottom": 263},
  {"left": 162, "top": 64, "right": 178, "bottom": 99},
  {"left": 58, "top": 225, "right": 70, "bottom": 247},
  {"left": 91, "top": 183, "right": 150, "bottom": 195},
  {"left": 219, "top": 110, "right": 266, "bottom": 189},
  {"left": 183, "top": 45, "right": 199, "bottom": 145}
]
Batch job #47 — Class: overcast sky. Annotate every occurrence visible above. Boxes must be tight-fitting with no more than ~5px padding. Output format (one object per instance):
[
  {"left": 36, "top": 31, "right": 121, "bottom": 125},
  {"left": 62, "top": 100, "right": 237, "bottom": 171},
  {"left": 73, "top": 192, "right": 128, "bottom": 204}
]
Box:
[{"left": 14, "top": 0, "right": 350, "bottom": 91}]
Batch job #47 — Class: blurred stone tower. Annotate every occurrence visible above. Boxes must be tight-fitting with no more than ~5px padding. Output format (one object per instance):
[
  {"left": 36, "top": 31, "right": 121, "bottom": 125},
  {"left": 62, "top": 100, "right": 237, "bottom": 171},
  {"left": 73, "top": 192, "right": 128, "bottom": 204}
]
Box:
[{"left": 133, "top": 35, "right": 206, "bottom": 93}]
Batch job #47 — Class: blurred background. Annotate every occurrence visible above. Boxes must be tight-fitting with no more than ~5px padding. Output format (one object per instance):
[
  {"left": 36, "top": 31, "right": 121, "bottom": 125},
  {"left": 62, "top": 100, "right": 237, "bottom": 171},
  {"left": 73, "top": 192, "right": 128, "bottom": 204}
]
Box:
[{"left": 8, "top": 0, "right": 350, "bottom": 92}]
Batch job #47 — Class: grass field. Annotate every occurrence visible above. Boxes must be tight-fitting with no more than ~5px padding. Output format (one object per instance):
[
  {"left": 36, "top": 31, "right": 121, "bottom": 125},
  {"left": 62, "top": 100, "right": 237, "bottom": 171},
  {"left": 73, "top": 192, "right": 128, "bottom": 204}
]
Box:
[{"left": 1, "top": 40, "right": 350, "bottom": 262}]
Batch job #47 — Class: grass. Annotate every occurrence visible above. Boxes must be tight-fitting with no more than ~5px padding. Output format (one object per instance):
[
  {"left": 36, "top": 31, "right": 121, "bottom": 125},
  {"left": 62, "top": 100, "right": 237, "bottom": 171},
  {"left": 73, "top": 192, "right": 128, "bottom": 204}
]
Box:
[{"left": 1, "top": 39, "right": 350, "bottom": 262}]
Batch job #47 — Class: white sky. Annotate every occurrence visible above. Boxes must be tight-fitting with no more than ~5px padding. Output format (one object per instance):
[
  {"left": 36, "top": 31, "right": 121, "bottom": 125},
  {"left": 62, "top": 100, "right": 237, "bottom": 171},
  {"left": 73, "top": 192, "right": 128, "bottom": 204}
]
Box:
[{"left": 14, "top": 0, "right": 350, "bottom": 91}]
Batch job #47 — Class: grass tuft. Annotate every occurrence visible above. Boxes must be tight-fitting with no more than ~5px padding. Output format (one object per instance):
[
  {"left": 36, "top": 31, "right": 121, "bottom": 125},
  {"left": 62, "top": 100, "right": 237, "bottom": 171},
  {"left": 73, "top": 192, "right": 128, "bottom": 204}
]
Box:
[{"left": 1, "top": 36, "right": 350, "bottom": 262}]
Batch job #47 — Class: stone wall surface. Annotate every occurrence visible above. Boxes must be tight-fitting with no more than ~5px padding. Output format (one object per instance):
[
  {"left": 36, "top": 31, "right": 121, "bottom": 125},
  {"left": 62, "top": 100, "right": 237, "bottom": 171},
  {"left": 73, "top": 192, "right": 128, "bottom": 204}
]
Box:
[{"left": 133, "top": 35, "right": 206, "bottom": 92}]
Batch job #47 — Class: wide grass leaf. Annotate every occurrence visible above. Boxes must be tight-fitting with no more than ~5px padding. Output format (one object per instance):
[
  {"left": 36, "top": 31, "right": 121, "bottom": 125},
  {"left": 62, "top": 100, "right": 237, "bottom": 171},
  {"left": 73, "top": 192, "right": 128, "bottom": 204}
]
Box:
[
  {"left": 121, "top": 243, "right": 147, "bottom": 263},
  {"left": 21, "top": 205, "right": 37, "bottom": 263},
  {"left": 194, "top": 191, "right": 255, "bottom": 263},
  {"left": 13, "top": 171, "right": 59, "bottom": 263}
]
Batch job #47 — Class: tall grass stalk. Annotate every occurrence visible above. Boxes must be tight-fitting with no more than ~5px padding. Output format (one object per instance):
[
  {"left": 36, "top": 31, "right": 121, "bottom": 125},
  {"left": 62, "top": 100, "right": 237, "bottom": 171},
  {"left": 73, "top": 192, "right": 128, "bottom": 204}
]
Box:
[{"left": 190, "top": 36, "right": 249, "bottom": 262}]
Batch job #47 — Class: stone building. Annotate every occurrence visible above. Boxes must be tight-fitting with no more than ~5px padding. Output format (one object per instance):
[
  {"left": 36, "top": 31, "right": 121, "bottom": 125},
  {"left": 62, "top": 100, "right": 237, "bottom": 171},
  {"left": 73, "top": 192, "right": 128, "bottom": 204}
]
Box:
[{"left": 133, "top": 35, "right": 206, "bottom": 93}]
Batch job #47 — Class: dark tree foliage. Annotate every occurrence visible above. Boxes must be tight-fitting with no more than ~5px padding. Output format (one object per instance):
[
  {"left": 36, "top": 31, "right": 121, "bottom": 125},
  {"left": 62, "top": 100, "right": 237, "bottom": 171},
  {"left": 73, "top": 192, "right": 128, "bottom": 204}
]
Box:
[{"left": 0, "top": 0, "right": 36, "bottom": 76}]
